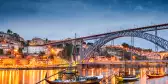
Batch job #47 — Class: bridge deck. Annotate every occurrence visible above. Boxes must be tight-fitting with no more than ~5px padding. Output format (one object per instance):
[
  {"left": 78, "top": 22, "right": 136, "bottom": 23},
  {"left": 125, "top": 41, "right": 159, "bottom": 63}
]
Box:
[
  {"left": 80, "top": 60, "right": 168, "bottom": 65},
  {"left": 46, "top": 23, "right": 168, "bottom": 45}
]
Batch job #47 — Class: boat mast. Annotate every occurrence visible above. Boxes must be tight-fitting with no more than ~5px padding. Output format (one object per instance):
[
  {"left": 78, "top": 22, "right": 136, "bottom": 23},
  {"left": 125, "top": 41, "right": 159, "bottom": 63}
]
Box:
[
  {"left": 131, "top": 34, "right": 134, "bottom": 75},
  {"left": 74, "top": 33, "right": 77, "bottom": 73},
  {"left": 124, "top": 50, "right": 126, "bottom": 76},
  {"left": 74, "top": 33, "right": 77, "bottom": 64}
]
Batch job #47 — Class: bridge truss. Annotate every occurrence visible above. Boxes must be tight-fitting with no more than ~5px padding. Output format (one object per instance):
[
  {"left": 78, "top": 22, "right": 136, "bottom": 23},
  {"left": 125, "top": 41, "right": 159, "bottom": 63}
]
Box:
[{"left": 82, "top": 31, "right": 168, "bottom": 62}]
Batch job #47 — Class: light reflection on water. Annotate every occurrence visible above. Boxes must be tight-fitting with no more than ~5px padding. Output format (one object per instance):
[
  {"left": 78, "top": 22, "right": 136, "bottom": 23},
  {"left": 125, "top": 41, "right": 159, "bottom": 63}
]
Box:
[{"left": 0, "top": 67, "right": 168, "bottom": 84}]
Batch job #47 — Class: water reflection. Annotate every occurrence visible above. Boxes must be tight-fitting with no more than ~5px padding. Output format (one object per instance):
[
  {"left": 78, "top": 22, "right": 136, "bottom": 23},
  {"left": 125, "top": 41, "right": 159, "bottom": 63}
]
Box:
[{"left": 0, "top": 67, "right": 167, "bottom": 84}]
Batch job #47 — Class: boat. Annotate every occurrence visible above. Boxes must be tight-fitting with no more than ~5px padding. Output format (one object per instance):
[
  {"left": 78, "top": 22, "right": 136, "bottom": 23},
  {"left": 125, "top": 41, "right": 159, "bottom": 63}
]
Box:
[
  {"left": 45, "top": 70, "right": 103, "bottom": 84},
  {"left": 116, "top": 74, "right": 139, "bottom": 82},
  {"left": 45, "top": 34, "right": 103, "bottom": 84},
  {"left": 146, "top": 65, "right": 166, "bottom": 79},
  {"left": 116, "top": 48, "right": 139, "bottom": 82},
  {"left": 147, "top": 73, "right": 165, "bottom": 78}
]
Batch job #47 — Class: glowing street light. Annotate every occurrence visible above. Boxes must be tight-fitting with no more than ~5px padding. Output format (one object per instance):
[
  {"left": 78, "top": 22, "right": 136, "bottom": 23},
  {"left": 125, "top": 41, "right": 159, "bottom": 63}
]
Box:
[{"left": 13, "top": 49, "right": 18, "bottom": 56}]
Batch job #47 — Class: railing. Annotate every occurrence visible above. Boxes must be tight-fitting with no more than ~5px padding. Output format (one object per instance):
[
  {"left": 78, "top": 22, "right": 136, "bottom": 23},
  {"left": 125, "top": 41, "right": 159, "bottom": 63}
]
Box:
[
  {"left": 80, "top": 60, "right": 168, "bottom": 64},
  {"left": 46, "top": 23, "right": 168, "bottom": 45}
]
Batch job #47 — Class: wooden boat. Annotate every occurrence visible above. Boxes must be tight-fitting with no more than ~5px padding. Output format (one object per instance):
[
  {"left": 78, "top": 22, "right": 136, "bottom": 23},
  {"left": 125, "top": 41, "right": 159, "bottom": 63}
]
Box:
[
  {"left": 146, "top": 67, "right": 166, "bottom": 79},
  {"left": 116, "top": 49, "right": 139, "bottom": 82},
  {"left": 45, "top": 71, "right": 103, "bottom": 84},
  {"left": 45, "top": 78, "right": 102, "bottom": 84},
  {"left": 147, "top": 73, "right": 165, "bottom": 78},
  {"left": 116, "top": 75, "right": 139, "bottom": 82}
]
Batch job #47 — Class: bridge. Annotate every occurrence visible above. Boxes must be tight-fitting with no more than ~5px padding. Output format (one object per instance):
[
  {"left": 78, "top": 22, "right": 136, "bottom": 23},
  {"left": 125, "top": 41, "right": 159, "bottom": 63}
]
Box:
[
  {"left": 46, "top": 23, "right": 168, "bottom": 44},
  {"left": 81, "top": 60, "right": 168, "bottom": 65},
  {"left": 46, "top": 23, "right": 168, "bottom": 63}
]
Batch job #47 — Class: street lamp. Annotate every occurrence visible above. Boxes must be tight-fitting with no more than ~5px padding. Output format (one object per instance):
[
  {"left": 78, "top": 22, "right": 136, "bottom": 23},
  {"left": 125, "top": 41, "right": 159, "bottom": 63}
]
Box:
[{"left": 14, "top": 49, "right": 18, "bottom": 57}]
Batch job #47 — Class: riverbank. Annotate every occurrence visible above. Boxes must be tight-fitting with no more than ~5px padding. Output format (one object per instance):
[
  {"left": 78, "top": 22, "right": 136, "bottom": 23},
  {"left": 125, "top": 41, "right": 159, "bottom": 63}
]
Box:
[
  {"left": 78, "top": 63, "right": 167, "bottom": 68},
  {"left": 0, "top": 66, "right": 76, "bottom": 70},
  {"left": 0, "top": 63, "right": 167, "bottom": 70}
]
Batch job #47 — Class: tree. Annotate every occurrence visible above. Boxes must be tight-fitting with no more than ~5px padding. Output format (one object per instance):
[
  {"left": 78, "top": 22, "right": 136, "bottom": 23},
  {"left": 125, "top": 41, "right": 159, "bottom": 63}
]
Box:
[
  {"left": 87, "top": 42, "right": 93, "bottom": 46},
  {"left": 66, "top": 43, "right": 73, "bottom": 57},
  {"left": 48, "top": 54, "right": 54, "bottom": 59},
  {"left": 6, "top": 51, "right": 11, "bottom": 55},
  {"left": 0, "top": 49, "right": 3, "bottom": 55},
  {"left": 27, "top": 40, "right": 30, "bottom": 46},
  {"left": 7, "top": 29, "right": 13, "bottom": 34},
  {"left": 122, "top": 43, "right": 129, "bottom": 48},
  {"left": 62, "top": 43, "right": 73, "bottom": 61},
  {"left": 20, "top": 41, "right": 26, "bottom": 46},
  {"left": 13, "top": 33, "right": 20, "bottom": 37},
  {"left": 45, "top": 38, "right": 48, "bottom": 43},
  {"left": 18, "top": 48, "right": 23, "bottom": 54},
  {"left": 39, "top": 51, "right": 45, "bottom": 56},
  {"left": 12, "top": 33, "right": 20, "bottom": 41}
]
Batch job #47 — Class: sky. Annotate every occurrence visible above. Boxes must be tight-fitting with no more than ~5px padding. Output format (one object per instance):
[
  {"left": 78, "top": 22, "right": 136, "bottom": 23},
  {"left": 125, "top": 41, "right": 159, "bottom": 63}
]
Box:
[{"left": 0, "top": 0, "right": 168, "bottom": 50}]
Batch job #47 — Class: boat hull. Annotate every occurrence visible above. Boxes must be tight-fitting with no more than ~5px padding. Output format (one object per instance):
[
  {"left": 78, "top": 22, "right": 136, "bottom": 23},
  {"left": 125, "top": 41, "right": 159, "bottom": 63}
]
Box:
[
  {"left": 147, "top": 74, "right": 165, "bottom": 78},
  {"left": 44, "top": 71, "right": 103, "bottom": 84},
  {"left": 116, "top": 76, "right": 139, "bottom": 82},
  {"left": 45, "top": 75, "right": 103, "bottom": 84},
  {"left": 45, "top": 79, "right": 101, "bottom": 84},
  {"left": 122, "top": 77, "right": 139, "bottom": 81}
]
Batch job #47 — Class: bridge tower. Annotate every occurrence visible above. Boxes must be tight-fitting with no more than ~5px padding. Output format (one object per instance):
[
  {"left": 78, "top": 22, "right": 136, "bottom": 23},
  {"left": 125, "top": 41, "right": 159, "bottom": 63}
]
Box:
[
  {"left": 131, "top": 33, "right": 134, "bottom": 61},
  {"left": 155, "top": 27, "right": 158, "bottom": 52}
]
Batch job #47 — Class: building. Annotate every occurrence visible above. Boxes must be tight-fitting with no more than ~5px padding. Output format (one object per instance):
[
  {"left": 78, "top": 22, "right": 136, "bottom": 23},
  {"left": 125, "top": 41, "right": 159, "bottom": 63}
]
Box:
[
  {"left": 0, "top": 32, "right": 25, "bottom": 55},
  {"left": 0, "top": 41, "right": 23, "bottom": 55},
  {"left": 23, "top": 45, "right": 47, "bottom": 55},
  {"left": 0, "top": 43, "right": 11, "bottom": 54},
  {"left": 159, "top": 51, "right": 168, "bottom": 59},
  {"left": 29, "top": 37, "right": 45, "bottom": 46},
  {"left": 24, "top": 37, "right": 46, "bottom": 55}
]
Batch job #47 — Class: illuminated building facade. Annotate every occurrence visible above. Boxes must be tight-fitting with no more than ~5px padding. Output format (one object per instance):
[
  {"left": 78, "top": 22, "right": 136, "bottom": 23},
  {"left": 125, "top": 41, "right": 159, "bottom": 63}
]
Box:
[{"left": 23, "top": 45, "right": 47, "bottom": 54}]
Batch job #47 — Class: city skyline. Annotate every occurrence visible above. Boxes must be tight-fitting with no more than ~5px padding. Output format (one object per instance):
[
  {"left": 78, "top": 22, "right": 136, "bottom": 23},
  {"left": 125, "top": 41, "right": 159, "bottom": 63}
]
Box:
[
  {"left": 1, "top": 0, "right": 168, "bottom": 50},
  {"left": 0, "top": 1, "right": 168, "bottom": 83}
]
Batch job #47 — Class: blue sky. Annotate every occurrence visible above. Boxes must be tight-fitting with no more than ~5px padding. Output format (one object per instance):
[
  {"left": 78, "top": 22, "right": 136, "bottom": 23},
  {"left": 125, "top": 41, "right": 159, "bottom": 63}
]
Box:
[{"left": 0, "top": 0, "right": 168, "bottom": 50}]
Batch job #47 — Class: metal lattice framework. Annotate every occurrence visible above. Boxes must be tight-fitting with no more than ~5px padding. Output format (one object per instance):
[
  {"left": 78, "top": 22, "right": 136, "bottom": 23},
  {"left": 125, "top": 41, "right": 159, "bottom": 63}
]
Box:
[
  {"left": 46, "top": 23, "right": 168, "bottom": 45},
  {"left": 82, "top": 31, "right": 168, "bottom": 61}
]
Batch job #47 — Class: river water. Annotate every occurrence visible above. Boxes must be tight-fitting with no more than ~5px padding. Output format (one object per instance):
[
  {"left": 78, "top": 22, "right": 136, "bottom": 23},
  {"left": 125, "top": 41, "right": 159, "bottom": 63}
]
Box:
[{"left": 0, "top": 66, "right": 168, "bottom": 84}]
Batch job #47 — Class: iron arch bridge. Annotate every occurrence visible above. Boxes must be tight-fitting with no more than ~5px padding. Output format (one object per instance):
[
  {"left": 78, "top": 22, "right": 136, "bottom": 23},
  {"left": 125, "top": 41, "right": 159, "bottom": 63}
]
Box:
[{"left": 82, "top": 31, "right": 168, "bottom": 61}]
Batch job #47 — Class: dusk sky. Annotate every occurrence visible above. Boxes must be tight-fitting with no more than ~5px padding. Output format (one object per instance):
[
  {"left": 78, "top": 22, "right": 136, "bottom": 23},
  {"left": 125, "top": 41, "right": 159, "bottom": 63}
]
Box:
[{"left": 0, "top": 0, "right": 168, "bottom": 50}]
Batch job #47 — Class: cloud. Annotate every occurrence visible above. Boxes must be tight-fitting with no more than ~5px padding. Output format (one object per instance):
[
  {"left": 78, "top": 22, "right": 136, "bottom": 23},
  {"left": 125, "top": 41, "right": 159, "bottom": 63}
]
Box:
[
  {"left": 0, "top": 0, "right": 39, "bottom": 16},
  {"left": 0, "top": 0, "right": 168, "bottom": 50},
  {"left": 134, "top": 5, "right": 143, "bottom": 10}
]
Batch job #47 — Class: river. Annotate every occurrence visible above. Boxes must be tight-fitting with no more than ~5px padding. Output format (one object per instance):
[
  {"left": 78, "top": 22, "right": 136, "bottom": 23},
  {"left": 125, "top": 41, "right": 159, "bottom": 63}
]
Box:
[{"left": 0, "top": 66, "right": 168, "bottom": 84}]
